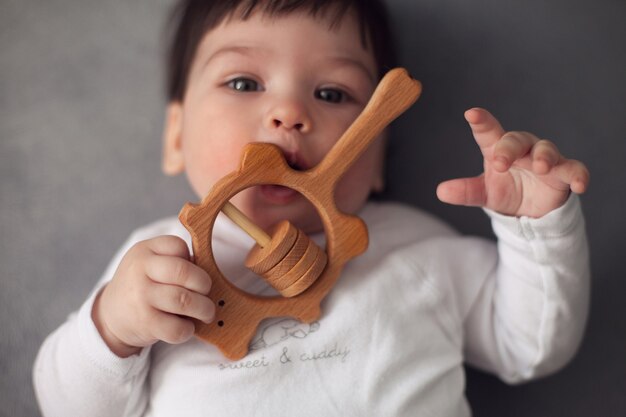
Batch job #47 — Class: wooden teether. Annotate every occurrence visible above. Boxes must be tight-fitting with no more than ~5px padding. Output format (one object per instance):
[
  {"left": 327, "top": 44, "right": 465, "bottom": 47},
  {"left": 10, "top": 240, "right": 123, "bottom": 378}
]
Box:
[{"left": 179, "top": 68, "right": 422, "bottom": 360}]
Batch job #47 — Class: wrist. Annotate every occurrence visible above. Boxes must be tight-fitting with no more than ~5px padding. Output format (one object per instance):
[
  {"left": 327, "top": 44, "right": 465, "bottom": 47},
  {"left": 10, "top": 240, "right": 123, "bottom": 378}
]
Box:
[{"left": 91, "top": 286, "right": 142, "bottom": 358}]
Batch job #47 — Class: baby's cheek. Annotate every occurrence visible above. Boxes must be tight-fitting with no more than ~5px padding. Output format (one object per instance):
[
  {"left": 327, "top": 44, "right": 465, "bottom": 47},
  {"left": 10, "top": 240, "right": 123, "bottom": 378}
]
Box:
[
  {"left": 334, "top": 172, "right": 372, "bottom": 214},
  {"left": 183, "top": 160, "right": 222, "bottom": 199},
  {"left": 334, "top": 148, "right": 384, "bottom": 213}
]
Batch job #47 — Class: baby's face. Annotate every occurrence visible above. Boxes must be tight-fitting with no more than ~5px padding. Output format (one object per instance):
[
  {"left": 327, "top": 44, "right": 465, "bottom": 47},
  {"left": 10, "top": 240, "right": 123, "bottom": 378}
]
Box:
[{"left": 163, "top": 10, "right": 383, "bottom": 233}]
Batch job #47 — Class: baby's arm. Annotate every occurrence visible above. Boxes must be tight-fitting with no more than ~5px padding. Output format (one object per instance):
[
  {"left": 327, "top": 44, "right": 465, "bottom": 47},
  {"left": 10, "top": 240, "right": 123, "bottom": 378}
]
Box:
[
  {"left": 436, "top": 109, "right": 590, "bottom": 381},
  {"left": 462, "top": 195, "right": 589, "bottom": 382},
  {"left": 33, "top": 232, "right": 215, "bottom": 417}
]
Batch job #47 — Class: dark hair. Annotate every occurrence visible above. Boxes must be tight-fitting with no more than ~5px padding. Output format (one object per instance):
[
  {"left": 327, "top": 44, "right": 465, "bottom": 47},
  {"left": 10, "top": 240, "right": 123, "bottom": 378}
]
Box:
[{"left": 165, "top": 0, "right": 396, "bottom": 102}]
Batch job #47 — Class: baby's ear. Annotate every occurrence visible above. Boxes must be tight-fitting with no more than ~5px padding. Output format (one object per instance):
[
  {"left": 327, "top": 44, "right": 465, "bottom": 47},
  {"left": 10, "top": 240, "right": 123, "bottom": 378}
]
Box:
[{"left": 162, "top": 102, "right": 185, "bottom": 175}]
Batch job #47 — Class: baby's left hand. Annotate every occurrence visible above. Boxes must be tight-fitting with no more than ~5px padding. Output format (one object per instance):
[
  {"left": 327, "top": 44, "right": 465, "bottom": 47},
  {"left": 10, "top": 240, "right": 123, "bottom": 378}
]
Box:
[{"left": 436, "top": 108, "right": 590, "bottom": 218}]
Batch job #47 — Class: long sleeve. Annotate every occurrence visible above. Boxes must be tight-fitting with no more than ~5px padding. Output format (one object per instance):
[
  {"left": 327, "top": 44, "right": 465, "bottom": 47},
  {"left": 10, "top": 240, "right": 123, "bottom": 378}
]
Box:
[
  {"left": 460, "top": 194, "right": 590, "bottom": 383},
  {"left": 33, "top": 234, "right": 152, "bottom": 417}
]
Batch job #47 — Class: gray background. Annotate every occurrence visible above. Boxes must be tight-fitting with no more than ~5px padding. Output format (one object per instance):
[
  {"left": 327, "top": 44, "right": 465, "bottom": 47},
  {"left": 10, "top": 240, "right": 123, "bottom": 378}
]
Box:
[{"left": 1, "top": 0, "right": 624, "bottom": 416}]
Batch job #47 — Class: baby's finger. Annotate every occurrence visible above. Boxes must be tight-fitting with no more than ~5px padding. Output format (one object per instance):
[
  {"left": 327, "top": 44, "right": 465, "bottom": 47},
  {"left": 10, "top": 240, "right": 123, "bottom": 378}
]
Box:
[
  {"left": 492, "top": 131, "right": 539, "bottom": 172},
  {"left": 530, "top": 139, "right": 561, "bottom": 175},
  {"left": 436, "top": 176, "right": 487, "bottom": 207},
  {"left": 464, "top": 108, "right": 506, "bottom": 156},
  {"left": 146, "top": 235, "right": 190, "bottom": 259},
  {"left": 145, "top": 255, "right": 212, "bottom": 295},
  {"left": 148, "top": 284, "right": 216, "bottom": 324},
  {"left": 149, "top": 312, "right": 196, "bottom": 345},
  {"left": 551, "top": 159, "right": 590, "bottom": 194}
]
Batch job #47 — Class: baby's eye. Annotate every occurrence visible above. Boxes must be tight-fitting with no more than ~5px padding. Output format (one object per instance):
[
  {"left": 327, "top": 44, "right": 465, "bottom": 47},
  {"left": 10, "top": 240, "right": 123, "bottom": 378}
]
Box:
[
  {"left": 227, "top": 77, "right": 261, "bottom": 92},
  {"left": 315, "top": 88, "right": 346, "bottom": 104}
]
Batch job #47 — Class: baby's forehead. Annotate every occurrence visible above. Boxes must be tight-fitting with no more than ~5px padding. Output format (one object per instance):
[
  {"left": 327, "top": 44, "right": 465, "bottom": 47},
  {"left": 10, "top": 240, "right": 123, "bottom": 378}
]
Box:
[
  {"left": 217, "top": 6, "right": 361, "bottom": 35},
  {"left": 201, "top": 3, "right": 369, "bottom": 51},
  {"left": 192, "top": 11, "right": 376, "bottom": 80},
  {"left": 225, "top": 1, "right": 358, "bottom": 26}
]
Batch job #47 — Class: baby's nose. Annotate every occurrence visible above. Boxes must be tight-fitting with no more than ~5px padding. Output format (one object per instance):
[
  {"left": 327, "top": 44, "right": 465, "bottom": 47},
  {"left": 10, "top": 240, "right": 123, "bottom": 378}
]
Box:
[{"left": 265, "top": 98, "right": 312, "bottom": 133}]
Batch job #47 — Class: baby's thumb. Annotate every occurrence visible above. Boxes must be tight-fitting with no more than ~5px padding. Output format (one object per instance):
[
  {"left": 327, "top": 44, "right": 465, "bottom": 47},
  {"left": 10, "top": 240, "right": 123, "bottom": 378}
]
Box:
[{"left": 436, "top": 176, "right": 486, "bottom": 207}]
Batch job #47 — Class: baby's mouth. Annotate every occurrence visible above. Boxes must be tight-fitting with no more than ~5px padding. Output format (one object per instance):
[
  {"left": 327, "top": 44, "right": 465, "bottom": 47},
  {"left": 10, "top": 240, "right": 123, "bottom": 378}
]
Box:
[
  {"left": 285, "top": 154, "right": 310, "bottom": 171},
  {"left": 288, "top": 161, "right": 305, "bottom": 171},
  {"left": 257, "top": 150, "right": 309, "bottom": 204},
  {"left": 283, "top": 151, "right": 310, "bottom": 172},
  {"left": 259, "top": 184, "right": 299, "bottom": 204}
]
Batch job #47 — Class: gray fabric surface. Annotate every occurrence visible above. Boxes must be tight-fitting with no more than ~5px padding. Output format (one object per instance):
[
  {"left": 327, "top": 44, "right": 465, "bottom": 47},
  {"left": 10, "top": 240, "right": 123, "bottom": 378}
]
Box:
[{"left": 1, "top": 1, "right": 624, "bottom": 416}]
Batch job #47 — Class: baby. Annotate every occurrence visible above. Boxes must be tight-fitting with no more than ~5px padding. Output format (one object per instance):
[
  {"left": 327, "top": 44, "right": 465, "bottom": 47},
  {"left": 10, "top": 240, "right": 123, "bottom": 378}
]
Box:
[{"left": 34, "top": 1, "right": 591, "bottom": 416}]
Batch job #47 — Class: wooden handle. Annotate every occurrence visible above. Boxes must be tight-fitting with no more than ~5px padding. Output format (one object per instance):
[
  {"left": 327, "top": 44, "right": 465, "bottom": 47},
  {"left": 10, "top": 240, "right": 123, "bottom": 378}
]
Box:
[{"left": 315, "top": 68, "right": 422, "bottom": 182}]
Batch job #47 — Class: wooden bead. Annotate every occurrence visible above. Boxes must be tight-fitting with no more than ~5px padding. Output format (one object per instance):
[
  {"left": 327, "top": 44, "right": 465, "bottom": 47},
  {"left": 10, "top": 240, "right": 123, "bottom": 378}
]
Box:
[
  {"left": 280, "top": 248, "right": 328, "bottom": 298},
  {"left": 244, "top": 219, "right": 328, "bottom": 297},
  {"left": 261, "top": 229, "right": 309, "bottom": 279},
  {"left": 267, "top": 235, "right": 323, "bottom": 292},
  {"left": 244, "top": 220, "right": 297, "bottom": 274}
]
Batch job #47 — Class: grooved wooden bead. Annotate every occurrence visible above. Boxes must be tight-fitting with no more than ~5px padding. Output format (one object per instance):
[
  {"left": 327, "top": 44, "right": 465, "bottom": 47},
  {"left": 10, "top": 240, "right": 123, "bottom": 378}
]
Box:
[
  {"left": 267, "top": 236, "right": 322, "bottom": 292},
  {"left": 280, "top": 248, "right": 328, "bottom": 297},
  {"left": 244, "top": 220, "right": 297, "bottom": 274},
  {"left": 261, "top": 229, "right": 309, "bottom": 279}
]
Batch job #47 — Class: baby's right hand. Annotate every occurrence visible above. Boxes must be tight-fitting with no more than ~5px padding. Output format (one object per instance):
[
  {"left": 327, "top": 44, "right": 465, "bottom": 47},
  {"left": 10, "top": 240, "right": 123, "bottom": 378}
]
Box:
[{"left": 92, "top": 236, "right": 215, "bottom": 357}]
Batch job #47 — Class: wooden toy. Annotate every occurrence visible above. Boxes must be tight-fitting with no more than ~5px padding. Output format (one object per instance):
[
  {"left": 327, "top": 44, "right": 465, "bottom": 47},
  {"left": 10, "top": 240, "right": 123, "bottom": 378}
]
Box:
[{"left": 179, "top": 68, "right": 422, "bottom": 360}]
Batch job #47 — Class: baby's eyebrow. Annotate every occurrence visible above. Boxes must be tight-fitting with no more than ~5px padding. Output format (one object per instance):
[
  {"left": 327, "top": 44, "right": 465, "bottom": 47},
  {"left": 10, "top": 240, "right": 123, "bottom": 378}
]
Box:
[
  {"left": 200, "top": 45, "right": 266, "bottom": 71},
  {"left": 198, "top": 45, "right": 376, "bottom": 85},
  {"left": 325, "top": 56, "right": 376, "bottom": 85}
]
